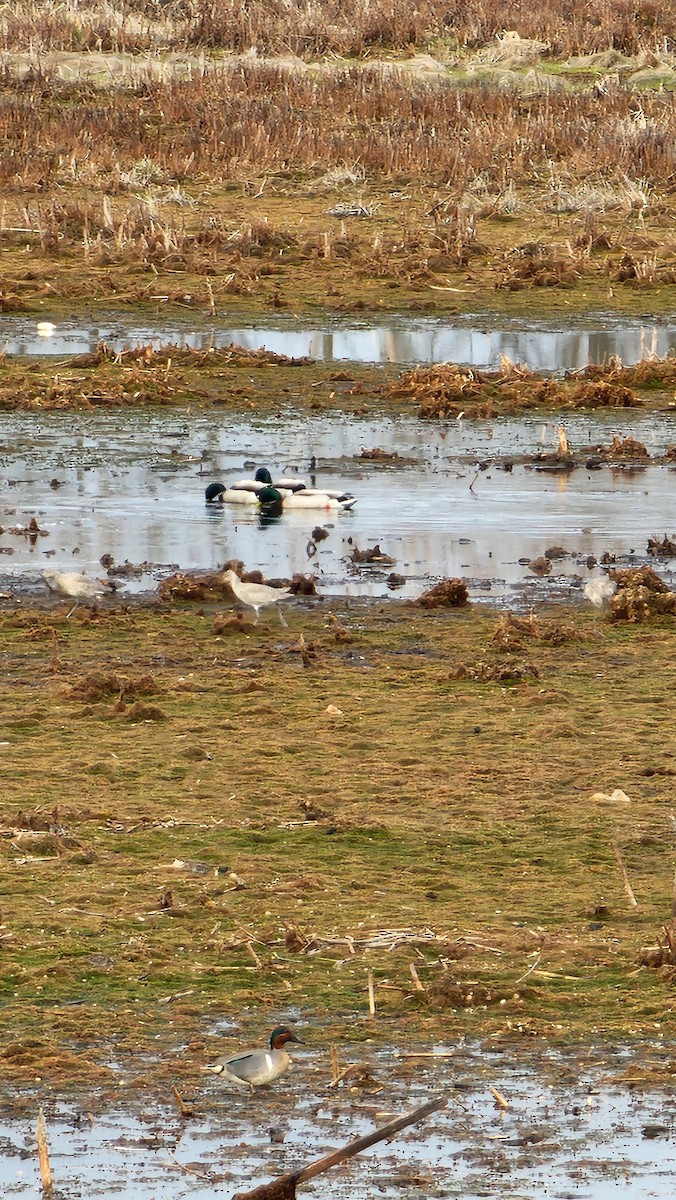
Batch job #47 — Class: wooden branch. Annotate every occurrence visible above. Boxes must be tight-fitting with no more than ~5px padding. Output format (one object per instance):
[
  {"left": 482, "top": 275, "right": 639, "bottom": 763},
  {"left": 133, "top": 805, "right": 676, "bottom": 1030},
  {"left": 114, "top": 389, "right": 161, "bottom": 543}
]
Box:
[
  {"left": 613, "top": 843, "right": 638, "bottom": 908},
  {"left": 367, "top": 969, "right": 375, "bottom": 1016},
  {"left": 36, "top": 1108, "right": 53, "bottom": 1194},
  {"left": 231, "top": 1095, "right": 446, "bottom": 1200}
]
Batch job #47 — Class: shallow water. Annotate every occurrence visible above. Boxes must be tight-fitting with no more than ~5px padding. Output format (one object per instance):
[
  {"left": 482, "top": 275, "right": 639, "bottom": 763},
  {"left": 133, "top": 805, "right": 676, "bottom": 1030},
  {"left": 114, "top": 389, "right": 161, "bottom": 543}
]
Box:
[
  {"left": 4, "top": 313, "right": 676, "bottom": 369},
  {"left": 1, "top": 408, "right": 675, "bottom": 602},
  {"left": 1, "top": 1044, "right": 673, "bottom": 1198}
]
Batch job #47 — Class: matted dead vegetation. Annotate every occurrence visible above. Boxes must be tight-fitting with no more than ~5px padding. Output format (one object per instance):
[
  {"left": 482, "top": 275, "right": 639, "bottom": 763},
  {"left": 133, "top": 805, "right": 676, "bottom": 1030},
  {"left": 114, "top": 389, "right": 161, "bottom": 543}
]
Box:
[{"left": 382, "top": 360, "right": 648, "bottom": 419}]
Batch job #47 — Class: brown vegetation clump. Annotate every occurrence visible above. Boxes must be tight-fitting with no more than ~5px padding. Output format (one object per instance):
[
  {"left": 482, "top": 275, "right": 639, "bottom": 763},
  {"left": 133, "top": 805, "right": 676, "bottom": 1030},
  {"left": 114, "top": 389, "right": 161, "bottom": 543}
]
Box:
[
  {"left": 448, "top": 658, "right": 539, "bottom": 682},
  {"left": 383, "top": 363, "right": 642, "bottom": 419},
  {"left": 608, "top": 566, "right": 676, "bottom": 622},
  {"left": 160, "top": 569, "right": 237, "bottom": 601},
  {"left": 413, "top": 578, "right": 469, "bottom": 608},
  {"left": 497, "top": 248, "right": 580, "bottom": 291},
  {"left": 119, "top": 701, "right": 167, "bottom": 721},
  {"left": 599, "top": 435, "right": 650, "bottom": 459},
  {"left": 566, "top": 381, "right": 641, "bottom": 408},
  {"left": 424, "top": 975, "right": 522, "bottom": 1010},
  {"left": 212, "top": 614, "right": 257, "bottom": 635},
  {"left": 77, "top": 341, "right": 306, "bottom": 371},
  {"left": 67, "top": 671, "right": 159, "bottom": 701},
  {"left": 491, "top": 613, "right": 575, "bottom": 649},
  {"left": 579, "top": 359, "right": 676, "bottom": 388}
]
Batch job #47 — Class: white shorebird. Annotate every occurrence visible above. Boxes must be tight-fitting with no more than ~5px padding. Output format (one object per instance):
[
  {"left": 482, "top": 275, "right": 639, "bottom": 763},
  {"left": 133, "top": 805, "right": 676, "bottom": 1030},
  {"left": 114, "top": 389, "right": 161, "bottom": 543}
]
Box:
[
  {"left": 584, "top": 576, "right": 616, "bottom": 610},
  {"left": 204, "top": 1026, "right": 302, "bottom": 1092},
  {"left": 223, "top": 569, "right": 291, "bottom": 625},
  {"left": 42, "top": 569, "right": 116, "bottom": 616}
]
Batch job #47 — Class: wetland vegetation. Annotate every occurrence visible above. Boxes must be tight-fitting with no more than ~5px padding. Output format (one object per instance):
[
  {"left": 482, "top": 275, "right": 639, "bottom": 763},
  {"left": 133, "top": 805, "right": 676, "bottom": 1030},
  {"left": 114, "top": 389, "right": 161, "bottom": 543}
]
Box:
[{"left": 0, "top": 0, "right": 674, "bottom": 1108}]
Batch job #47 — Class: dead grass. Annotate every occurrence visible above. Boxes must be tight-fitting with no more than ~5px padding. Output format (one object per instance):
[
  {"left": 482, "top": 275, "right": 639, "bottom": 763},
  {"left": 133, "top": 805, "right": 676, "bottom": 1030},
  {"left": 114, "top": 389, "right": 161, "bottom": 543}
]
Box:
[
  {"left": 1, "top": 0, "right": 674, "bottom": 58},
  {"left": 0, "top": 598, "right": 675, "bottom": 1083}
]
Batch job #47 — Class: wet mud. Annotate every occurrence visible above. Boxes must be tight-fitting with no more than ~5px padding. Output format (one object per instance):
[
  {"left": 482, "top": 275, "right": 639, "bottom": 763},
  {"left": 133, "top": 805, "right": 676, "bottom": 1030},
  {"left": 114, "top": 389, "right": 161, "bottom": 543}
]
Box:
[{"left": 1, "top": 1043, "right": 674, "bottom": 1199}]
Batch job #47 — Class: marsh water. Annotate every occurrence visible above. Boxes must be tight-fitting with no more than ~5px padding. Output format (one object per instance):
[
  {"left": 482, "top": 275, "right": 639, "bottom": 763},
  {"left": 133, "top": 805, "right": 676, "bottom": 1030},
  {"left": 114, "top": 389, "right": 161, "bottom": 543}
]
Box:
[
  {"left": 4, "top": 313, "right": 676, "bottom": 369},
  {"left": 0, "top": 406, "right": 674, "bottom": 603},
  {"left": 1, "top": 1043, "right": 674, "bottom": 1199}
]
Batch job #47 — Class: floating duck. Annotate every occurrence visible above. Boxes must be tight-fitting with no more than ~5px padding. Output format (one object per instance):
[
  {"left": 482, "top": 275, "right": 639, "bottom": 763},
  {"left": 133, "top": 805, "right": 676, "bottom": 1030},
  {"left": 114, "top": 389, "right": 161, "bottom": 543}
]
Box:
[
  {"left": 223, "top": 569, "right": 291, "bottom": 624},
  {"left": 204, "top": 1026, "right": 302, "bottom": 1091}
]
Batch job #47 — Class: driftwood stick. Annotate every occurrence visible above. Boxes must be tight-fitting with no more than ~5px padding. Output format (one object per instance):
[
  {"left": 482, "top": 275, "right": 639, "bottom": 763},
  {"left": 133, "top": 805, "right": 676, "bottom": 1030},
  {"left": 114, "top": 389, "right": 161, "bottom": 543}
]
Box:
[
  {"left": 36, "top": 1107, "right": 53, "bottom": 1194},
  {"left": 232, "top": 1095, "right": 446, "bottom": 1200},
  {"left": 367, "top": 969, "right": 376, "bottom": 1016},
  {"left": 409, "top": 962, "right": 425, "bottom": 992},
  {"left": 613, "top": 843, "right": 639, "bottom": 908}
]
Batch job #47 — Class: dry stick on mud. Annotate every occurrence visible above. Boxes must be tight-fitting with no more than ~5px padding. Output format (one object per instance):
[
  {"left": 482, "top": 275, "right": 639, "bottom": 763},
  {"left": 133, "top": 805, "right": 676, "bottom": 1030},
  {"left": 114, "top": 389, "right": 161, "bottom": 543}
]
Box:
[
  {"left": 613, "top": 843, "right": 639, "bottom": 908},
  {"left": 36, "top": 1108, "right": 53, "bottom": 1194},
  {"left": 232, "top": 1095, "right": 447, "bottom": 1200}
]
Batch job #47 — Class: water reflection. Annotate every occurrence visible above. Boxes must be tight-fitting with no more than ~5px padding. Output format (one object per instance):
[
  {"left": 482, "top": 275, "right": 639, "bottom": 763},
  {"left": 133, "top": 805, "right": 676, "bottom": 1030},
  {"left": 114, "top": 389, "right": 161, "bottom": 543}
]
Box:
[
  {"left": 0, "top": 409, "right": 674, "bottom": 600},
  {"left": 1, "top": 315, "right": 674, "bottom": 368}
]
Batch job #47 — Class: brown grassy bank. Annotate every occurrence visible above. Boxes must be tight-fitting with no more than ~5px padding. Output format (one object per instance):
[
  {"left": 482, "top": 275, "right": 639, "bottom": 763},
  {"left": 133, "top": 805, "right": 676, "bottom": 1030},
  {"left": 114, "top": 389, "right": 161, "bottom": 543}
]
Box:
[{"left": 0, "top": 55, "right": 675, "bottom": 318}]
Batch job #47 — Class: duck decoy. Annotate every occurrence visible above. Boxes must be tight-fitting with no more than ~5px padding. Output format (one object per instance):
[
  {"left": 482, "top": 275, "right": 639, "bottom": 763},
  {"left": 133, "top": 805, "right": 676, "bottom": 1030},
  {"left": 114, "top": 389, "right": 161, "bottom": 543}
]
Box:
[
  {"left": 205, "top": 481, "right": 259, "bottom": 505},
  {"left": 257, "top": 482, "right": 285, "bottom": 519},
  {"left": 223, "top": 569, "right": 291, "bottom": 624},
  {"left": 253, "top": 468, "right": 357, "bottom": 512},
  {"left": 204, "top": 1026, "right": 302, "bottom": 1091}
]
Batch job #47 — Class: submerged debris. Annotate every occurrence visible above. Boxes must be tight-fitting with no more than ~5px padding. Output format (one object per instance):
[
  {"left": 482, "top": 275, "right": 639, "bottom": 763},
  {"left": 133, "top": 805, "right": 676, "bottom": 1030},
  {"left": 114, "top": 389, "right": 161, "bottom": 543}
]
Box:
[
  {"left": 349, "top": 544, "right": 396, "bottom": 566},
  {"left": 647, "top": 533, "right": 676, "bottom": 558}
]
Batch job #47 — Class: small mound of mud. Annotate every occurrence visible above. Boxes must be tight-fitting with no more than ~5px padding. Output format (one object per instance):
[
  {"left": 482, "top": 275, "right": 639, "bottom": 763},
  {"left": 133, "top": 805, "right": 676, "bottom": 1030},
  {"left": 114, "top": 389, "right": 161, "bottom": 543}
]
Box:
[
  {"left": 117, "top": 700, "right": 167, "bottom": 721},
  {"left": 412, "top": 578, "right": 469, "bottom": 608},
  {"left": 424, "top": 976, "right": 524, "bottom": 1009},
  {"left": 212, "top": 613, "right": 257, "bottom": 635},
  {"left": 67, "top": 671, "right": 159, "bottom": 701},
  {"left": 528, "top": 556, "right": 552, "bottom": 576},
  {"left": 608, "top": 566, "right": 676, "bottom": 622},
  {"left": 448, "top": 658, "right": 539, "bottom": 682}
]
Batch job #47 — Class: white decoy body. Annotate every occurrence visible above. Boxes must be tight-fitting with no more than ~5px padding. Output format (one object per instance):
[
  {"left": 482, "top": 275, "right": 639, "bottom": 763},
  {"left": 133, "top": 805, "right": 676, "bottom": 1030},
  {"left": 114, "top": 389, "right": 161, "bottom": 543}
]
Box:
[
  {"left": 223, "top": 569, "right": 292, "bottom": 623},
  {"left": 232, "top": 477, "right": 353, "bottom": 502},
  {"left": 204, "top": 1026, "right": 301, "bottom": 1091},
  {"left": 42, "top": 569, "right": 111, "bottom": 600}
]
